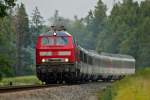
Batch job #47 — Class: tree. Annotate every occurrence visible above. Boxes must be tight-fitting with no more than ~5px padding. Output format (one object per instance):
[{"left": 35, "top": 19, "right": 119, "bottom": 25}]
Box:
[
  {"left": 93, "top": 0, "right": 107, "bottom": 34},
  {"left": 136, "top": 0, "right": 150, "bottom": 67},
  {"left": 0, "top": 0, "right": 16, "bottom": 17},
  {"left": 88, "top": 0, "right": 107, "bottom": 50},
  {"left": 31, "top": 6, "right": 44, "bottom": 33},
  {"left": 98, "top": 0, "right": 139, "bottom": 54},
  {"left": 14, "top": 3, "right": 32, "bottom": 75},
  {"left": 0, "top": 0, "right": 16, "bottom": 79},
  {"left": 0, "top": 10, "right": 16, "bottom": 78},
  {"left": 95, "top": 0, "right": 150, "bottom": 67},
  {"left": 31, "top": 6, "right": 44, "bottom": 47}
]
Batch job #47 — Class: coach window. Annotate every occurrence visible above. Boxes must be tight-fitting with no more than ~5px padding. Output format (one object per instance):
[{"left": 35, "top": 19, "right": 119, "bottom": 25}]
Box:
[
  {"left": 128, "top": 61, "right": 133, "bottom": 68},
  {"left": 103, "top": 59, "right": 106, "bottom": 67},
  {"left": 122, "top": 61, "right": 126, "bottom": 68},
  {"left": 116, "top": 60, "right": 122, "bottom": 68},
  {"left": 84, "top": 53, "right": 87, "bottom": 63},
  {"left": 94, "top": 58, "right": 97, "bottom": 66},
  {"left": 80, "top": 51, "right": 83, "bottom": 61},
  {"left": 100, "top": 59, "right": 104, "bottom": 67},
  {"left": 88, "top": 56, "right": 93, "bottom": 65},
  {"left": 126, "top": 61, "right": 130, "bottom": 68},
  {"left": 98, "top": 58, "right": 101, "bottom": 66}
]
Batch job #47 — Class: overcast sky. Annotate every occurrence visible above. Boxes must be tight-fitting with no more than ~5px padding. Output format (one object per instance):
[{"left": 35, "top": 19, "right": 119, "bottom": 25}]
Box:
[{"left": 18, "top": 0, "right": 144, "bottom": 21}]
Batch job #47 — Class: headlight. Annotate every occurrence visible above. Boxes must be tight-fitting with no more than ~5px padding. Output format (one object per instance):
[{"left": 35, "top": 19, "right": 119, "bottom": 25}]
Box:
[
  {"left": 65, "top": 58, "right": 69, "bottom": 62},
  {"left": 42, "top": 59, "right": 46, "bottom": 62},
  {"left": 58, "top": 51, "right": 71, "bottom": 56},
  {"left": 40, "top": 52, "right": 52, "bottom": 56}
]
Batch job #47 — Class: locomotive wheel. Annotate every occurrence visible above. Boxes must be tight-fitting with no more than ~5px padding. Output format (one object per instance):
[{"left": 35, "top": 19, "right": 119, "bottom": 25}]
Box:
[
  {"left": 45, "top": 80, "right": 56, "bottom": 84},
  {"left": 79, "top": 74, "right": 85, "bottom": 82}
]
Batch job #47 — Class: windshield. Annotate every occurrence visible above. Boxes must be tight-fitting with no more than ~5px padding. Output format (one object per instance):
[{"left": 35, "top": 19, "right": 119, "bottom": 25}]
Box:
[{"left": 41, "top": 36, "right": 68, "bottom": 46}]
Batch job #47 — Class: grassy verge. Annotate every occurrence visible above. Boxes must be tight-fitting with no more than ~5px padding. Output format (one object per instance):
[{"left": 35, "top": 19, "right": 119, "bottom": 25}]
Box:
[
  {"left": 98, "top": 68, "right": 150, "bottom": 100},
  {"left": 0, "top": 75, "right": 42, "bottom": 86}
]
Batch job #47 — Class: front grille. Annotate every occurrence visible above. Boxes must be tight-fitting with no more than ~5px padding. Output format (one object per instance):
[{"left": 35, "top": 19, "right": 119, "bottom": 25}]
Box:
[{"left": 48, "top": 58, "right": 63, "bottom": 62}]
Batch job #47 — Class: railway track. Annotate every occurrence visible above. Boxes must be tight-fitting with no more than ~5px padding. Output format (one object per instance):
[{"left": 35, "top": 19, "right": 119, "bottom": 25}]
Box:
[
  {"left": 0, "top": 82, "right": 112, "bottom": 100},
  {"left": 0, "top": 81, "right": 112, "bottom": 94},
  {"left": 0, "top": 84, "right": 66, "bottom": 93}
]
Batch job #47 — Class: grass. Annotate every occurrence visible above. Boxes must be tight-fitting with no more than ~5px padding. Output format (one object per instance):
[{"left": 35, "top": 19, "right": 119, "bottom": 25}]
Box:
[
  {"left": 0, "top": 75, "right": 42, "bottom": 86},
  {"left": 99, "top": 68, "right": 150, "bottom": 100}
]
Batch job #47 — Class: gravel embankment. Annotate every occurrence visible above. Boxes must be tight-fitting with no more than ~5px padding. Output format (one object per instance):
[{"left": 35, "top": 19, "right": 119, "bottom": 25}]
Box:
[{"left": 0, "top": 82, "right": 111, "bottom": 100}]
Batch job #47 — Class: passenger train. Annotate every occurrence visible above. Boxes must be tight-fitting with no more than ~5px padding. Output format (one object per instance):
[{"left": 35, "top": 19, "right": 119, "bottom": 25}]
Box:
[{"left": 35, "top": 26, "right": 135, "bottom": 84}]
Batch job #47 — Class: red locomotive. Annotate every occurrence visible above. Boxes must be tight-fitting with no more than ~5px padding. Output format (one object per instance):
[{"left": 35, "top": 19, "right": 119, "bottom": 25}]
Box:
[{"left": 35, "top": 26, "right": 79, "bottom": 83}]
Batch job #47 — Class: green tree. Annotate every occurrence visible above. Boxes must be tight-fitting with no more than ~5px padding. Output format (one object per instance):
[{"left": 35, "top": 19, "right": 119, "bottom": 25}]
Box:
[
  {"left": 136, "top": 0, "right": 150, "bottom": 67},
  {"left": 98, "top": 0, "right": 139, "bottom": 54},
  {"left": 96, "top": 0, "right": 150, "bottom": 67},
  {"left": 31, "top": 7, "right": 44, "bottom": 33},
  {"left": 93, "top": 0, "right": 106, "bottom": 34},
  {"left": 0, "top": 12, "right": 16, "bottom": 78},
  {"left": 90, "top": 0, "right": 107, "bottom": 50},
  {"left": 0, "top": 0, "right": 16, "bottom": 17},
  {"left": 0, "top": 0, "right": 16, "bottom": 80},
  {"left": 14, "top": 3, "right": 32, "bottom": 75},
  {"left": 30, "top": 6, "right": 44, "bottom": 47},
  {"left": 68, "top": 17, "right": 90, "bottom": 48}
]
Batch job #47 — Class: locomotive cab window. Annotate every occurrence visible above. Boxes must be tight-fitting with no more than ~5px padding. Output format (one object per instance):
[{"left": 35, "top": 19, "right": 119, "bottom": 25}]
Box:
[
  {"left": 42, "top": 37, "right": 54, "bottom": 45},
  {"left": 41, "top": 36, "right": 68, "bottom": 46},
  {"left": 56, "top": 37, "right": 68, "bottom": 45}
]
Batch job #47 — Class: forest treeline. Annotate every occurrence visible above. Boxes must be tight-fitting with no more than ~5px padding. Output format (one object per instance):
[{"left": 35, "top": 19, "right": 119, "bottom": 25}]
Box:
[
  {"left": 0, "top": 0, "right": 150, "bottom": 78},
  {"left": 0, "top": 1, "right": 47, "bottom": 78},
  {"left": 65, "top": 0, "right": 150, "bottom": 68}
]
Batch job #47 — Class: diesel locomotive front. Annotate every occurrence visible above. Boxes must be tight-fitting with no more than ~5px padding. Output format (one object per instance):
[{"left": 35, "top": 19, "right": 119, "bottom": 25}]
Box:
[{"left": 35, "top": 28, "right": 79, "bottom": 83}]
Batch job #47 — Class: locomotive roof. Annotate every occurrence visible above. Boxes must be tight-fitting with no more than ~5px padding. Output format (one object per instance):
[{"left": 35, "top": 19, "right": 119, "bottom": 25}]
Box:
[{"left": 39, "top": 31, "right": 71, "bottom": 37}]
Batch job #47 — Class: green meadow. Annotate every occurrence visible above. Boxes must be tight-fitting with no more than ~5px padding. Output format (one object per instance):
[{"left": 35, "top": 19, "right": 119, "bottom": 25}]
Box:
[
  {"left": 99, "top": 68, "right": 150, "bottom": 100},
  {"left": 0, "top": 76, "right": 42, "bottom": 86}
]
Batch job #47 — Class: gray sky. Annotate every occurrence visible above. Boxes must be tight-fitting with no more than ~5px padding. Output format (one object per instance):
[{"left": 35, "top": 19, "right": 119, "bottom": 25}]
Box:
[{"left": 19, "top": 0, "right": 144, "bottom": 20}]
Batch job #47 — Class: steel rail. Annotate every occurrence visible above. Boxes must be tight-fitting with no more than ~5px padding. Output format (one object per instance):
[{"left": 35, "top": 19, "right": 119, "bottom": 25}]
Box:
[
  {"left": 0, "top": 81, "right": 112, "bottom": 94},
  {"left": 0, "top": 84, "right": 65, "bottom": 93}
]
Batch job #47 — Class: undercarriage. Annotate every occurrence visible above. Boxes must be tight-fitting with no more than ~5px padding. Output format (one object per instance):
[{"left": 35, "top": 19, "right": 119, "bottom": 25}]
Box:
[{"left": 36, "top": 63, "right": 79, "bottom": 84}]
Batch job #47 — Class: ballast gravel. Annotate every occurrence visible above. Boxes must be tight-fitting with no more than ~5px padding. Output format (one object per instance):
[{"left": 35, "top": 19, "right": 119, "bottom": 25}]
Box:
[{"left": 0, "top": 82, "right": 111, "bottom": 100}]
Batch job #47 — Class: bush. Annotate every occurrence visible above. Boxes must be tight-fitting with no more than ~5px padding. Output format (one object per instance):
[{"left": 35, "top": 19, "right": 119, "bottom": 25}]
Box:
[{"left": 100, "top": 86, "right": 112, "bottom": 100}]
